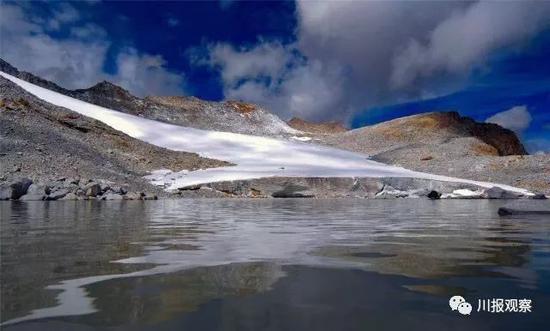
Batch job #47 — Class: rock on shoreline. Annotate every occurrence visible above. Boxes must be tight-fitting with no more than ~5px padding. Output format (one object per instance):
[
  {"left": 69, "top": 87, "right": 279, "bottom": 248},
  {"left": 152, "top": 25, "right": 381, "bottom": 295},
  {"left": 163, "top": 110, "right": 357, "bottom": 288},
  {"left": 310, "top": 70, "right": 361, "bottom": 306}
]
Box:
[
  {"left": 0, "top": 177, "right": 157, "bottom": 201},
  {"left": 2, "top": 175, "right": 546, "bottom": 201},
  {"left": 174, "top": 176, "right": 545, "bottom": 199}
]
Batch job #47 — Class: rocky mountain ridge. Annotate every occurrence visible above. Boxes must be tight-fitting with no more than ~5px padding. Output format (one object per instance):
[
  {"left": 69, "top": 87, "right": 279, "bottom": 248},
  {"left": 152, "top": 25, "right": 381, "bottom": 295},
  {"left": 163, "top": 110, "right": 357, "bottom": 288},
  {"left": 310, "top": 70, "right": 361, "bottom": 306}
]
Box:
[
  {"left": 1, "top": 58, "right": 548, "bottom": 197},
  {"left": 0, "top": 58, "right": 300, "bottom": 138},
  {"left": 0, "top": 75, "right": 228, "bottom": 200},
  {"left": 323, "top": 112, "right": 549, "bottom": 194},
  {"left": 287, "top": 117, "right": 347, "bottom": 135},
  {"left": 325, "top": 111, "right": 526, "bottom": 156}
]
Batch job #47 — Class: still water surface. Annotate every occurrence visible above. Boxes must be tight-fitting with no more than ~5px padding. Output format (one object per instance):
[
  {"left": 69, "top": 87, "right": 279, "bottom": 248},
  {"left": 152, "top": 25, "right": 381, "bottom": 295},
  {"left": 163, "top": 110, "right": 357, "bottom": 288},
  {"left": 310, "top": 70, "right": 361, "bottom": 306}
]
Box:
[{"left": 1, "top": 199, "right": 549, "bottom": 330}]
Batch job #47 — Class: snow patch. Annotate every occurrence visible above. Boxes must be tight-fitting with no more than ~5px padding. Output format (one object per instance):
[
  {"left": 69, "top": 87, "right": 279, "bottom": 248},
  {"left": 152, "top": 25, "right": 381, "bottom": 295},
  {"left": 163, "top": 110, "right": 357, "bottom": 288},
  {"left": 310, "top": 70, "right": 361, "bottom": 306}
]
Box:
[
  {"left": 442, "top": 189, "right": 483, "bottom": 199},
  {"left": 0, "top": 71, "right": 532, "bottom": 195},
  {"left": 144, "top": 169, "right": 186, "bottom": 188},
  {"left": 291, "top": 136, "right": 312, "bottom": 142}
]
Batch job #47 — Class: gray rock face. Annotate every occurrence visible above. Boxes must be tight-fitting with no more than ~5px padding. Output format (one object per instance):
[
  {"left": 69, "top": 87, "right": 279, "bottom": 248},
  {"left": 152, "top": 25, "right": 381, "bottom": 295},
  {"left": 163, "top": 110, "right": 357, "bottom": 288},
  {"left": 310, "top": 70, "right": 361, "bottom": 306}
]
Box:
[
  {"left": 0, "top": 178, "right": 32, "bottom": 200},
  {"left": 1, "top": 69, "right": 228, "bottom": 201},
  {"left": 175, "top": 176, "right": 523, "bottom": 199},
  {"left": 2, "top": 175, "right": 157, "bottom": 201},
  {"left": 19, "top": 184, "right": 48, "bottom": 201}
]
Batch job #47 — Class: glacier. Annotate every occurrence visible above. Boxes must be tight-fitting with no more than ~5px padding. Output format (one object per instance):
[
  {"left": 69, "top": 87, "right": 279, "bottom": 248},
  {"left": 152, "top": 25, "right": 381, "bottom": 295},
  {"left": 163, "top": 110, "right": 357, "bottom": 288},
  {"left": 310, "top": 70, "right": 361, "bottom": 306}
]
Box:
[{"left": 0, "top": 71, "right": 532, "bottom": 195}]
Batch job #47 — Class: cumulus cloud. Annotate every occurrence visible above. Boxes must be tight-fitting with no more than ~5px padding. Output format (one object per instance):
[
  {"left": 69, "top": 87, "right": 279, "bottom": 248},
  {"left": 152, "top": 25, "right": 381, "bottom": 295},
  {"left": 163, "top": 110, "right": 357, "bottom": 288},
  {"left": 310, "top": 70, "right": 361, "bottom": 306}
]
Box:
[
  {"left": 0, "top": 2, "right": 185, "bottom": 97},
  {"left": 486, "top": 106, "right": 532, "bottom": 133},
  {"left": 47, "top": 2, "right": 80, "bottom": 30},
  {"left": 196, "top": 42, "right": 348, "bottom": 120},
  {"left": 391, "top": 1, "right": 550, "bottom": 89},
  {"left": 196, "top": 1, "right": 550, "bottom": 121},
  {"left": 112, "top": 50, "right": 185, "bottom": 96}
]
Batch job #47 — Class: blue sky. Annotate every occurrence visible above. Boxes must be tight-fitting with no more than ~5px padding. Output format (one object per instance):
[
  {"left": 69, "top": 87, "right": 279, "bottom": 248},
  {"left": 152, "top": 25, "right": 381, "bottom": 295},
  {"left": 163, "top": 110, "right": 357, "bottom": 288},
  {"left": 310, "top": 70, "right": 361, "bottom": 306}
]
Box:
[{"left": 1, "top": 0, "right": 549, "bottom": 151}]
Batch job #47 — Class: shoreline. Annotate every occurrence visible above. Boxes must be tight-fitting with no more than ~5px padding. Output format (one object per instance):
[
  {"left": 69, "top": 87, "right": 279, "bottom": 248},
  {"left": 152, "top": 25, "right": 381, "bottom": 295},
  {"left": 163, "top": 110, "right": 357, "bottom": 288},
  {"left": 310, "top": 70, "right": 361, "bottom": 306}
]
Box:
[{"left": 2, "top": 176, "right": 547, "bottom": 201}]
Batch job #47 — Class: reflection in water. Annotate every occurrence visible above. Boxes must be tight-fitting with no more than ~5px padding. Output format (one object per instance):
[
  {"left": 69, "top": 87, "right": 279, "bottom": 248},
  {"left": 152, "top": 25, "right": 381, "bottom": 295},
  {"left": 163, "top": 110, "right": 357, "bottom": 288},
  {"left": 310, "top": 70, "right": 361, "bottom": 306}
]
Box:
[{"left": 1, "top": 199, "right": 550, "bottom": 330}]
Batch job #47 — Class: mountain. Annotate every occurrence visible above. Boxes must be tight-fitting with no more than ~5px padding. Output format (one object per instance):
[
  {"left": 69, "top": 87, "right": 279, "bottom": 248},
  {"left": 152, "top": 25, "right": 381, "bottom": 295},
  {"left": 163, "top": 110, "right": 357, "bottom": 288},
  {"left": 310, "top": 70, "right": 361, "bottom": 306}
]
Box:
[
  {"left": 1, "top": 58, "right": 547, "bottom": 196},
  {"left": 327, "top": 111, "right": 526, "bottom": 156},
  {"left": 287, "top": 117, "right": 347, "bottom": 135},
  {"left": 324, "top": 112, "right": 549, "bottom": 194},
  {"left": 351, "top": 85, "right": 550, "bottom": 153},
  {"left": 0, "top": 74, "right": 228, "bottom": 200},
  {"left": 0, "top": 58, "right": 300, "bottom": 138}
]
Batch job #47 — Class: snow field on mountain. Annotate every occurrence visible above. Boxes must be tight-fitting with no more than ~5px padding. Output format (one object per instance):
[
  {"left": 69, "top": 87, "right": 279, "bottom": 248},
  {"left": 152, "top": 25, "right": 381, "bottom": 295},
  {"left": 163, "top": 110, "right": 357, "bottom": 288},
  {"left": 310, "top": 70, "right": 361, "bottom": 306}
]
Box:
[{"left": 0, "top": 71, "right": 532, "bottom": 194}]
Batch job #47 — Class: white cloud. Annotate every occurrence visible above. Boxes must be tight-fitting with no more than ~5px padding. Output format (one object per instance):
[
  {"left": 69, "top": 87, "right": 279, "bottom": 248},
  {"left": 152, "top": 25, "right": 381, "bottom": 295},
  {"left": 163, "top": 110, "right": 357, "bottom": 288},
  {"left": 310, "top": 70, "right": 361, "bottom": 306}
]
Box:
[
  {"left": 47, "top": 2, "right": 80, "bottom": 30},
  {"left": 198, "top": 42, "right": 347, "bottom": 120},
  {"left": 112, "top": 50, "right": 185, "bottom": 96},
  {"left": 205, "top": 42, "right": 293, "bottom": 87},
  {"left": 486, "top": 106, "right": 532, "bottom": 133},
  {"left": 0, "top": 2, "right": 185, "bottom": 97},
  {"left": 391, "top": 1, "right": 550, "bottom": 89},
  {"left": 197, "top": 1, "right": 550, "bottom": 121}
]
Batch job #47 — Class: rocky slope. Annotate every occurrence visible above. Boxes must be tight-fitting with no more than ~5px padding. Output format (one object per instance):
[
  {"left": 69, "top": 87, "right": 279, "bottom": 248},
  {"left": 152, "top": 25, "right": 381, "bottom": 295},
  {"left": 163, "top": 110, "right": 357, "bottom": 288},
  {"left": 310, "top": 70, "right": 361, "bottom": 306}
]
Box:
[
  {"left": 287, "top": 117, "right": 347, "bottom": 135},
  {"left": 325, "top": 112, "right": 526, "bottom": 156},
  {"left": 0, "top": 58, "right": 300, "bottom": 138},
  {"left": 0, "top": 76, "right": 229, "bottom": 200},
  {"left": 323, "top": 112, "right": 549, "bottom": 194},
  {"left": 1, "top": 58, "right": 547, "bottom": 197}
]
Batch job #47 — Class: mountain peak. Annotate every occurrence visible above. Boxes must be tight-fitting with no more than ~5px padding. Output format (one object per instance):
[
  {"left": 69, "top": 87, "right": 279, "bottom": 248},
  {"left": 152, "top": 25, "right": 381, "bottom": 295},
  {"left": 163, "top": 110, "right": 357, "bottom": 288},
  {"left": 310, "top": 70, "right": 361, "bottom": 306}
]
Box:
[
  {"left": 78, "top": 80, "right": 134, "bottom": 100},
  {"left": 0, "top": 58, "right": 19, "bottom": 76},
  {"left": 345, "top": 111, "right": 527, "bottom": 156}
]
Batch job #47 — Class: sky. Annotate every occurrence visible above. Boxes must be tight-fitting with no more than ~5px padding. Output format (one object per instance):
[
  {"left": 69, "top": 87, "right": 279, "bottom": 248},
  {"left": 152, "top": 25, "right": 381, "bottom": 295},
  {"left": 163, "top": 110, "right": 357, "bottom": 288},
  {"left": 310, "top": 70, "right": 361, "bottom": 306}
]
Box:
[{"left": 0, "top": 0, "right": 549, "bottom": 151}]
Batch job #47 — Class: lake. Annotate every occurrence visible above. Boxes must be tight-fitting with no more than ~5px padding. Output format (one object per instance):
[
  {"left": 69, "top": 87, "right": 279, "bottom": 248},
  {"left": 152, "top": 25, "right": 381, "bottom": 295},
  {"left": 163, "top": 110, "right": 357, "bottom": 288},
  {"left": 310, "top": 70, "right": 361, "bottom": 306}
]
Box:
[{"left": 1, "top": 199, "right": 549, "bottom": 330}]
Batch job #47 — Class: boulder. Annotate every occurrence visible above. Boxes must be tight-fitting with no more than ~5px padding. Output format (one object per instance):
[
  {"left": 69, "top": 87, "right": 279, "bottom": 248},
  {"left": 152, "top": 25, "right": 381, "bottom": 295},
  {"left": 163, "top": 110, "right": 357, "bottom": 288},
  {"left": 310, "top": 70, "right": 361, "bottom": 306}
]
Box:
[
  {"left": 0, "top": 178, "right": 33, "bottom": 200},
  {"left": 427, "top": 190, "right": 441, "bottom": 200},
  {"left": 46, "top": 188, "right": 70, "bottom": 200},
  {"left": 85, "top": 183, "right": 101, "bottom": 197},
  {"left": 531, "top": 193, "right": 547, "bottom": 200},
  {"left": 482, "top": 187, "right": 522, "bottom": 199},
  {"left": 110, "top": 186, "right": 127, "bottom": 195},
  {"left": 124, "top": 192, "right": 143, "bottom": 200},
  {"left": 142, "top": 193, "right": 158, "bottom": 200},
  {"left": 19, "top": 184, "right": 49, "bottom": 201},
  {"left": 99, "top": 182, "right": 111, "bottom": 193}
]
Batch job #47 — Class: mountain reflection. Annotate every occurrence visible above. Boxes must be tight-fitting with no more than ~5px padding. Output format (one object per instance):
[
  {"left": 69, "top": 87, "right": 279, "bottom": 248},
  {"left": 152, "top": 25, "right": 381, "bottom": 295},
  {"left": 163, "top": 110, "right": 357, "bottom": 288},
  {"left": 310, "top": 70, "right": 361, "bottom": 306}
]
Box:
[{"left": 1, "top": 199, "right": 549, "bottom": 328}]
